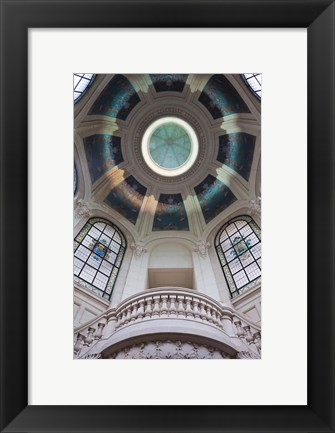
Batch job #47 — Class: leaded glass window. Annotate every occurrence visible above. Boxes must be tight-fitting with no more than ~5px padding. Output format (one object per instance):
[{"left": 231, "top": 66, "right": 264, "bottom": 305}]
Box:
[
  {"left": 74, "top": 73, "right": 95, "bottom": 103},
  {"left": 215, "top": 216, "right": 261, "bottom": 298},
  {"left": 241, "top": 74, "right": 261, "bottom": 99},
  {"left": 74, "top": 218, "right": 126, "bottom": 300}
]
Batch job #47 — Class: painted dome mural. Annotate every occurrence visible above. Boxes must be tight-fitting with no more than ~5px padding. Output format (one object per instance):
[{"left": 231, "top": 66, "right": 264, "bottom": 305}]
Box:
[{"left": 74, "top": 74, "right": 260, "bottom": 235}]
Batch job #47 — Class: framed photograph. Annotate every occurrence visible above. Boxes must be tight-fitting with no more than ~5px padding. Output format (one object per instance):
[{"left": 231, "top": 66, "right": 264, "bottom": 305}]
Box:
[
  {"left": 73, "top": 72, "right": 262, "bottom": 362},
  {"left": 1, "top": 1, "right": 334, "bottom": 432}
]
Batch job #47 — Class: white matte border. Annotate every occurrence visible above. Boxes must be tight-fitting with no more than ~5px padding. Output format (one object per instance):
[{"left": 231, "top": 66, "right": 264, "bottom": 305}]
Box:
[{"left": 29, "top": 29, "right": 307, "bottom": 405}]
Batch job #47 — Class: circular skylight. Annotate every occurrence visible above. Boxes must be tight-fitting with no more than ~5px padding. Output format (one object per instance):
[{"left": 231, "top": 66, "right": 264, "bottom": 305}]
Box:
[
  {"left": 142, "top": 117, "right": 199, "bottom": 177},
  {"left": 149, "top": 123, "right": 192, "bottom": 169}
]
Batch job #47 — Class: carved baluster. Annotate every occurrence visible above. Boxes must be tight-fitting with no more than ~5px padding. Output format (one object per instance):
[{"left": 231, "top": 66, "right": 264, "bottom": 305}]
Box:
[
  {"left": 253, "top": 331, "right": 262, "bottom": 353},
  {"left": 94, "top": 323, "right": 105, "bottom": 340},
  {"left": 161, "top": 295, "right": 168, "bottom": 317},
  {"left": 105, "top": 315, "right": 117, "bottom": 336},
  {"left": 244, "top": 325, "right": 259, "bottom": 354},
  {"left": 221, "top": 314, "right": 234, "bottom": 335},
  {"left": 193, "top": 298, "right": 201, "bottom": 320},
  {"left": 84, "top": 327, "right": 95, "bottom": 346},
  {"left": 234, "top": 320, "right": 245, "bottom": 338},
  {"left": 206, "top": 304, "right": 214, "bottom": 323},
  {"left": 74, "top": 333, "right": 85, "bottom": 354},
  {"left": 115, "top": 314, "right": 121, "bottom": 329},
  {"left": 145, "top": 297, "right": 153, "bottom": 318},
  {"left": 169, "top": 295, "right": 177, "bottom": 317},
  {"left": 200, "top": 300, "right": 207, "bottom": 321},
  {"left": 185, "top": 297, "right": 193, "bottom": 318},
  {"left": 137, "top": 300, "right": 145, "bottom": 319},
  {"left": 211, "top": 307, "right": 219, "bottom": 326},
  {"left": 216, "top": 310, "right": 223, "bottom": 329},
  {"left": 177, "top": 296, "right": 186, "bottom": 317},
  {"left": 120, "top": 310, "right": 127, "bottom": 327},
  {"left": 124, "top": 306, "right": 132, "bottom": 325},
  {"left": 130, "top": 302, "right": 138, "bottom": 322},
  {"left": 243, "top": 325, "right": 254, "bottom": 344},
  {"left": 152, "top": 296, "right": 161, "bottom": 317}
]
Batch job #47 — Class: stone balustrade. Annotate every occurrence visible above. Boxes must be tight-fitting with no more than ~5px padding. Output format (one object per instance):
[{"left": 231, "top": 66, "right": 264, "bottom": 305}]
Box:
[
  {"left": 74, "top": 287, "right": 261, "bottom": 358},
  {"left": 114, "top": 288, "right": 225, "bottom": 332}
]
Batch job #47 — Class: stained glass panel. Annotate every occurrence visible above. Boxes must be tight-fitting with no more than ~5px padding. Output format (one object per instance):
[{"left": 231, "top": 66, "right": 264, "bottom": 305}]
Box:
[
  {"left": 251, "top": 243, "right": 261, "bottom": 259},
  {"left": 245, "top": 232, "right": 259, "bottom": 247},
  {"left": 215, "top": 216, "right": 261, "bottom": 297},
  {"left": 235, "top": 220, "right": 247, "bottom": 229},
  {"left": 82, "top": 235, "right": 94, "bottom": 249},
  {"left": 106, "top": 251, "right": 117, "bottom": 264},
  {"left": 239, "top": 224, "right": 252, "bottom": 238},
  {"left": 100, "top": 260, "right": 113, "bottom": 276},
  {"left": 219, "top": 230, "right": 228, "bottom": 243},
  {"left": 99, "top": 234, "right": 111, "bottom": 247},
  {"left": 74, "top": 218, "right": 127, "bottom": 299},
  {"left": 87, "top": 253, "right": 102, "bottom": 269},
  {"left": 228, "top": 258, "right": 242, "bottom": 274},
  {"left": 109, "top": 241, "right": 121, "bottom": 254},
  {"left": 88, "top": 227, "right": 101, "bottom": 240},
  {"left": 95, "top": 222, "right": 106, "bottom": 231},
  {"left": 220, "top": 237, "right": 232, "bottom": 252},
  {"left": 226, "top": 223, "right": 238, "bottom": 237},
  {"left": 234, "top": 270, "right": 249, "bottom": 288},
  {"left": 74, "top": 245, "right": 90, "bottom": 261}
]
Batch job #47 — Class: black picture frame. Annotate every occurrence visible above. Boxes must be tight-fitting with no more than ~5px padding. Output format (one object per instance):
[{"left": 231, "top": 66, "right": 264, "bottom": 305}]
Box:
[{"left": 0, "top": 0, "right": 334, "bottom": 432}]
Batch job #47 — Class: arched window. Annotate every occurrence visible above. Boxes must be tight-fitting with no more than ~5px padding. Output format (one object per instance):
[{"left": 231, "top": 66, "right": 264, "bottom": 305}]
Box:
[
  {"left": 241, "top": 73, "right": 262, "bottom": 100},
  {"left": 215, "top": 216, "right": 261, "bottom": 298},
  {"left": 74, "top": 218, "right": 126, "bottom": 300},
  {"left": 73, "top": 73, "right": 95, "bottom": 103},
  {"left": 74, "top": 164, "right": 77, "bottom": 195}
]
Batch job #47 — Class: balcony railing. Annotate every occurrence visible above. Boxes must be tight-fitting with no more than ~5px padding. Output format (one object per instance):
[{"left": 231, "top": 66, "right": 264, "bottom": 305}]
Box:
[{"left": 74, "top": 287, "right": 261, "bottom": 359}]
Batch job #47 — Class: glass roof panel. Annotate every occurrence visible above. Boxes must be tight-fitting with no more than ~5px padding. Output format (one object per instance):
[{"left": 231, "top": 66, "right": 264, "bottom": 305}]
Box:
[
  {"left": 149, "top": 122, "right": 192, "bottom": 169},
  {"left": 73, "top": 73, "right": 95, "bottom": 103},
  {"left": 242, "top": 73, "right": 262, "bottom": 99}
]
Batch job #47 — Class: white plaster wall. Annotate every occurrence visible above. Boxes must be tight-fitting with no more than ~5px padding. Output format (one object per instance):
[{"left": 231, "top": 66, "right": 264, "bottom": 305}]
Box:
[
  {"left": 231, "top": 285, "right": 261, "bottom": 326},
  {"left": 148, "top": 240, "right": 195, "bottom": 290},
  {"left": 120, "top": 249, "right": 148, "bottom": 301},
  {"left": 73, "top": 286, "right": 109, "bottom": 328},
  {"left": 109, "top": 246, "right": 135, "bottom": 306},
  {"left": 207, "top": 246, "right": 233, "bottom": 305},
  {"left": 149, "top": 242, "right": 192, "bottom": 268}
]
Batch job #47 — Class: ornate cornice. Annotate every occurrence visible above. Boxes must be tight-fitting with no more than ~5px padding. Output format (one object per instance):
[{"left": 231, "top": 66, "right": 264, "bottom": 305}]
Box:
[
  {"left": 193, "top": 240, "right": 211, "bottom": 258},
  {"left": 74, "top": 199, "right": 92, "bottom": 218},
  {"left": 108, "top": 340, "right": 232, "bottom": 359},
  {"left": 132, "top": 106, "right": 207, "bottom": 184},
  {"left": 249, "top": 196, "right": 261, "bottom": 217},
  {"left": 130, "top": 242, "right": 148, "bottom": 257}
]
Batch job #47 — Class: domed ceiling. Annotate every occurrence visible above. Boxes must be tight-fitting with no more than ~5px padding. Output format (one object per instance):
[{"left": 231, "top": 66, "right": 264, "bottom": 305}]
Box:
[{"left": 74, "top": 74, "right": 261, "bottom": 239}]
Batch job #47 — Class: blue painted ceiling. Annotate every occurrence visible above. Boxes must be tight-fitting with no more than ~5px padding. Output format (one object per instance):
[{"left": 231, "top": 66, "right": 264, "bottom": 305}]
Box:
[{"left": 80, "top": 74, "right": 257, "bottom": 230}]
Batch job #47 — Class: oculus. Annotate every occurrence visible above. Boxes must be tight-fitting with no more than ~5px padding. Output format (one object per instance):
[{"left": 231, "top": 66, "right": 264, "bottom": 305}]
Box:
[{"left": 141, "top": 117, "right": 199, "bottom": 177}]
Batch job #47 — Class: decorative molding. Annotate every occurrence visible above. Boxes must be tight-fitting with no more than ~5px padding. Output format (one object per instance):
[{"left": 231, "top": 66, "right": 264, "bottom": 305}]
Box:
[
  {"left": 74, "top": 287, "right": 261, "bottom": 359},
  {"left": 130, "top": 106, "right": 208, "bottom": 185},
  {"left": 109, "top": 340, "right": 232, "bottom": 359},
  {"left": 130, "top": 242, "right": 148, "bottom": 257},
  {"left": 193, "top": 240, "right": 211, "bottom": 258},
  {"left": 235, "top": 351, "right": 259, "bottom": 359},
  {"left": 75, "top": 199, "right": 92, "bottom": 218},
  {"left": 82, "top": 353, "right": 102, "bottom": 359},
  {"left": 249, "top": 196, "right": 261, "bottom": 217}
]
